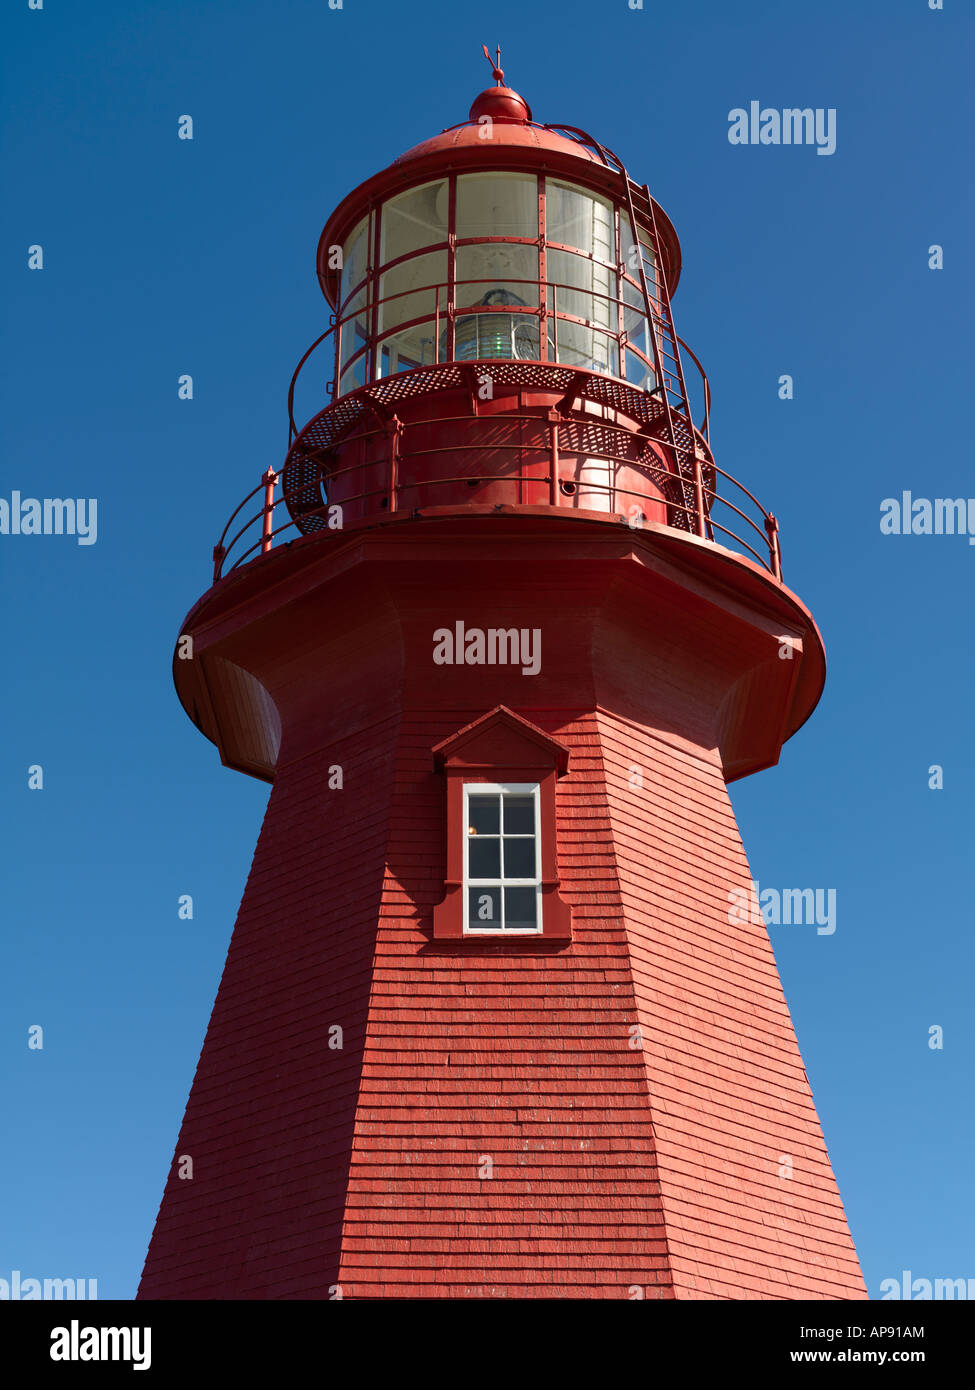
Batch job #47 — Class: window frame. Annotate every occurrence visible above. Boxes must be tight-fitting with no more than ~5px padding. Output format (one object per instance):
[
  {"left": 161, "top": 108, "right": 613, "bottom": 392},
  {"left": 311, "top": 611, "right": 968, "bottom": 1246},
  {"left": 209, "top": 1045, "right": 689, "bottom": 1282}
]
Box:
[
  {"left": 431, "top": 706, "right": 572, "bottom": 946},
  {"left": 463, "top": 781, "right": 542, "bottom": 935}
]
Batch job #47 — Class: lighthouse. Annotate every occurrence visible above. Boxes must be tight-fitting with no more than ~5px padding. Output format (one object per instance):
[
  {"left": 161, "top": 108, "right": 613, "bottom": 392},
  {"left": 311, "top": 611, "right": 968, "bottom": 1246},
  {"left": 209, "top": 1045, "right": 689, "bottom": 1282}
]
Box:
[{"left": 139, "top": 52, "right": 866, "bottom": 1300}]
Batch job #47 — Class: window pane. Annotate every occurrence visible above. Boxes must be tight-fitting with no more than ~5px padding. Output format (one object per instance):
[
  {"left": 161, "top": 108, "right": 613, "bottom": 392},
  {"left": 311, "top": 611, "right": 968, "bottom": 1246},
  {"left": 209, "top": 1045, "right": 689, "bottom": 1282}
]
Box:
[
  {"left": 379, "top": 333, "right": 428, "bottom": 375},
  {"left": 469, "top": 886, "right": 502, "bottom": 928},
  {"left": 626, "top": 349, "right": 656, "bottom": 393},
  {"left": 547, "top": 181, "right": 613, "bottom": 262},
  {"left": 381, "top": 181, "right": 448, "bottom": 262},
  {"left": 456, "top": 172, "right": 537, "bottom": 240},
  {"left": 454, "top": 239, "right": 542, "bottom": 361},
  {"left": 379, "top": 251, "right": 447, "bottom": 332},
  {"left": 468, "top": 837, "right": 501, "bottom": 878},
  {"left": 622, "top": 276, "right": 651, "bottom": 355},
  {"left": 502, "top": 796, "right": 534, "bottom": 834},
  {"left": 503, "top": 837, "right": 536, "bottom": 879},
  {"left": 468, "top": 796, "right": 500, "bottom": 835},
  {"left": 377, "top": 250, "right": 447, "bottom": 371},
  {"left": 620, "top": 214, "right": 655, "bottom": 276},
  {"left": 504, "top": 887, "right": 537, "bottom": 930},
  {"left": 620, "top": 213, "right": 638, "bottom": 273},
  {"left": 455, "top": 244, "right": 538, "bottom": 310},
  {"left": 554, "top": 320, "right": 619, "bottom": 376},
  {"left": 339, "top": 316, "right": 370, "bottom": 395},
  {"left": 340, "top": 216, "right": 371, "bottom": 306},
  {"left": 548, "top": 248, "right": 614, "bottom": 331}
]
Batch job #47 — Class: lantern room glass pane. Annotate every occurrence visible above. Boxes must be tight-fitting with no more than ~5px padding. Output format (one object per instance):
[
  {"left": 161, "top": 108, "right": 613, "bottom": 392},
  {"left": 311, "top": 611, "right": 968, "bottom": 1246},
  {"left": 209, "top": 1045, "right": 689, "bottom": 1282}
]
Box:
[
  {"left": 340, "top": 215, "right": 371, "bottom": 306},
  {"left": 456, "top": 172, "right": 538, "bottom": 239},
  {"left": 338, "top": 321, "right": 369, "bottom": 395},
  {"left": 455, "top": 243, "right": 538, "bottom": 309},
  {"left": 555, "top": 321, "right": 619, "bottom": 377},
  {"left": 547, "top": 181, "right": 614, "bottom": 263},
  {"left": 337, "top": 215, "right": 373, "bottom": 393},
  {"left": 621, "top": 212, "right": 657, "bottom": 295},
  {"left": 381, "top": 180, "right": 448, "bottom": 262},
  {"left": 545, "top": 182, "right": 620, "bottom": 377},
  {"left": 338, "top": 294, "right": 370, "bottom": 394},
  {"left": 454, "top": 245, "right": 542, "bottom": 361},
  {"left": 377, "top": 250, "right": 447, "bottom": 374},
  {"left": 548, "top": 248, "right": 615, "bottom": 332},
  {"left": 379, "top": 250, "right": 447, "bottom": 330},
  {"left": 626, "top": 349, "right": 656, "bottom": 392},
  {"left": 623, "top": 275, "right": 653, "bottom": 357}
]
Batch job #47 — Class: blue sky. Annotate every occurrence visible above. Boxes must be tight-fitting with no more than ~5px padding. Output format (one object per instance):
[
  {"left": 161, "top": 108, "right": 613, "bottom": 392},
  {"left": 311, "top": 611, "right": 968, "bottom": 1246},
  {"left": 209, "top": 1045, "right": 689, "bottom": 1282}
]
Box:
[{"left": 2, "top": 0, "right": 972, "bottom": 1299}]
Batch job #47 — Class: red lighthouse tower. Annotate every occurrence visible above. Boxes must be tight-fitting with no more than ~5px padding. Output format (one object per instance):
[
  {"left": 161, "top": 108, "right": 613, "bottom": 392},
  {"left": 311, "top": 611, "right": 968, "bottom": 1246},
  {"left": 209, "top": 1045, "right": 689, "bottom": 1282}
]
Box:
[{"left": 140, "top": 55, "right": 866, "bottom": 1300}]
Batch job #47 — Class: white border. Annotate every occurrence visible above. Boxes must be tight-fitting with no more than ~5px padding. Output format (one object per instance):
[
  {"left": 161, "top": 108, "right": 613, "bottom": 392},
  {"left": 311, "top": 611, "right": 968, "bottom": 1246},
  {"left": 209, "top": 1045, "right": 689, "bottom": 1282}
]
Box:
[{"left": 462, "top": 782, "right": 542, "bottom": 935}]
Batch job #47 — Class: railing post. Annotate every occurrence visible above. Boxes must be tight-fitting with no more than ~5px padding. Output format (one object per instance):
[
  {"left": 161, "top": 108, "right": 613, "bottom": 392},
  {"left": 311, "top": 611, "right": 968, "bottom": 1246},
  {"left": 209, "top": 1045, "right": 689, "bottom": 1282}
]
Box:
[
  {"left": 388, "top": 415, "right": 403, "bottom": 512},
  {"left": 261, "top": 468, "right": 277, "bottom": 554},
  {"left": 693, "top": 446, "right": 707, "bottom": 539},
  {"left": 765, "top": 513, "right": 782, "bottom": 579},
  {"left": 212, "top": 544, "right": 226, "bottom": 582},
  {"left": 548, "top": 409, "right": 561, "bottom": 507}
]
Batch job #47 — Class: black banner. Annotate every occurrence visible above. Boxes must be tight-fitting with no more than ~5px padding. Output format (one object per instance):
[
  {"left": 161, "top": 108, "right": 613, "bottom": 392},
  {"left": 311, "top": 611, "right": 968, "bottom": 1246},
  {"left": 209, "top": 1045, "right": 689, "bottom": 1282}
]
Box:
[{"left": 1, "top": 1299, "right": 966, "bottom": 1377}]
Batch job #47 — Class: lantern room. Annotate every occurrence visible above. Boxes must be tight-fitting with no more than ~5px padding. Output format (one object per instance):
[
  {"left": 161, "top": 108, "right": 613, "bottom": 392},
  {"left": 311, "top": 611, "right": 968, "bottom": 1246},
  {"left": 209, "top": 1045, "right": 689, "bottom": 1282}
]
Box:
[
  {"left": 314, "top": 58, "right": 681, "bottom": 401},
  {"left": 328, "top": 165, "right": 661, "bottom": 396},
  {"left": 210, "top": 54, "right": 784, "bottom": 585}
]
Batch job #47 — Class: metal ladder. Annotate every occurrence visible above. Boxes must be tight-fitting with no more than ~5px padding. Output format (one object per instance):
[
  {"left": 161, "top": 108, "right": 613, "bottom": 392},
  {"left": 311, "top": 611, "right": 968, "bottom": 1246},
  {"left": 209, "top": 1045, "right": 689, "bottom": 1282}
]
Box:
[{"left": 547, "top": 125, "right": 709, "bottom": 535}]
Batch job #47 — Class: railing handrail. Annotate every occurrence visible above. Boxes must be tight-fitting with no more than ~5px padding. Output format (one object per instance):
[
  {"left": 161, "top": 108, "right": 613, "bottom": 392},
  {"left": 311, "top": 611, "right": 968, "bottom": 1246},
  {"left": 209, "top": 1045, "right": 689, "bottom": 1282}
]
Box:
[
  {"left": 212, "top": 404, "right": 782, "bottom": 583},
  {"left": 675, "top": 335, "right": 711, "bottom": 443},
  {"left": 286, "top": 268, "right": 687, "bottom": 444}
]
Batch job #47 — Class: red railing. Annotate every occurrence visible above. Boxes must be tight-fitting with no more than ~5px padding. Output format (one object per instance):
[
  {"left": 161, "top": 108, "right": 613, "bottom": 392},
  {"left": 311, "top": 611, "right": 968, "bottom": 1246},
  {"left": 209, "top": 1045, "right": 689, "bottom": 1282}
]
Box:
[
  {"left": 286, "top": 275, "right": 702, "bottom": 449},
  {"left": 212, "top": 402, "right": 781, "bottom": 583}
]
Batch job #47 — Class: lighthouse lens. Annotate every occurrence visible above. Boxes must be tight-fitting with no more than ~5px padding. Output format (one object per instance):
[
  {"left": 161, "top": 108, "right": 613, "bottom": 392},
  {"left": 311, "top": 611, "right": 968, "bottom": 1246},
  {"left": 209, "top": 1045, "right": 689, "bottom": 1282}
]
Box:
[
  {"left": 451, "top": 312, "right": 513, "bottom": 360},
  {"left": 450, "top": 297, "right": 545, "bottom": 362}
]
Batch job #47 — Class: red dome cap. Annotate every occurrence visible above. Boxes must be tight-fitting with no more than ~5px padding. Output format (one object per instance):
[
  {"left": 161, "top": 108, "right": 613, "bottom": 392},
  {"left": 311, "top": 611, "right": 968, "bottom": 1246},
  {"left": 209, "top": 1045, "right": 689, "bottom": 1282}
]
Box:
[
  {"left": 468, "top": 84, "right": 532, "bottom": 124},
  {"left": 317, "top": 46, "right": 684, "bottom": 302}
]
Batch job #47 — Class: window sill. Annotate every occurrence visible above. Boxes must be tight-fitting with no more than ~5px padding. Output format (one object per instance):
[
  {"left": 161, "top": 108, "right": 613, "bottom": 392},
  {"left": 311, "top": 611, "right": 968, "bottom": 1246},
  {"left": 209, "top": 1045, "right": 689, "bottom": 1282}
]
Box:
[
  {"left": 432, "top": 882, "right": 571, "bottom": 943},
  {"left": 425, "top": 929, "right": 572, "bottom": 952}
]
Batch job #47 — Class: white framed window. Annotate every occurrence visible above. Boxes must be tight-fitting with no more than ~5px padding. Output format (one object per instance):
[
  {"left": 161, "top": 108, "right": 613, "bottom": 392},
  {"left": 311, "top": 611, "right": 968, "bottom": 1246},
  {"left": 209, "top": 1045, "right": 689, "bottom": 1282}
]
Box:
[{"left": 463, "top": 782, "right": 542, "bottom": 934}]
